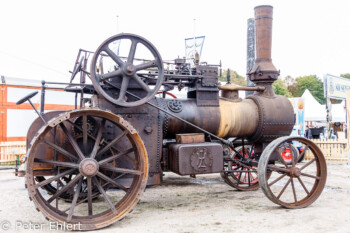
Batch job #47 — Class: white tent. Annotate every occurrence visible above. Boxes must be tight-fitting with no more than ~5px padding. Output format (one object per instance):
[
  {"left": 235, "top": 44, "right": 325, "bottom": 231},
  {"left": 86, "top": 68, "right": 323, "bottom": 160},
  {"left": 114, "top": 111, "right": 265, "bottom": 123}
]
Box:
[
  {"left": 301, "top": 89, "right": 346, "bottom": 123},
  {"left": 302, "top": 89, "right": 326, "bottom": 122},
  {"left": 330, "top": 101, "right": 346, "bottom": 122}
]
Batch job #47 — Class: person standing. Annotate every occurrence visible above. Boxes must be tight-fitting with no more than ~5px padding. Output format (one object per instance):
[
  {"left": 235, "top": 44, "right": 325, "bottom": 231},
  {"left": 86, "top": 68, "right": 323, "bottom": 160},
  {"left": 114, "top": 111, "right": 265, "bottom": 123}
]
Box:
[{"left": 304, "top": 125, "right": 313, "bottom": 139}]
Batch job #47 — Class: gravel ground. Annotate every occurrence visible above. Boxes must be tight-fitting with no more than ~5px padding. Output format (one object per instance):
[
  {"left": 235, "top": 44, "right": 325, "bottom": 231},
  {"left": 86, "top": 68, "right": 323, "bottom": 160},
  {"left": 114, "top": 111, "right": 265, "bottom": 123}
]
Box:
[{"left": 0, "top": 161, "right": 349, "bottom": 233}]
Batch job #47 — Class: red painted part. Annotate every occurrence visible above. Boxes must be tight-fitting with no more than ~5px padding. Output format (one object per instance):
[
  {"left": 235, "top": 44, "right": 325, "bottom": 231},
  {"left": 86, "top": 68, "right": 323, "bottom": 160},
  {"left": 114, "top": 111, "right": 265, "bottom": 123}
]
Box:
[
  {"left": 281, "top": 148, "right": 292, "bottom": 162},
  {"left": 156, "top": 91, "right": 177, "bottom": 99},
  {"left": 231, "top": 147, "right": 259, "bottom": 184}
]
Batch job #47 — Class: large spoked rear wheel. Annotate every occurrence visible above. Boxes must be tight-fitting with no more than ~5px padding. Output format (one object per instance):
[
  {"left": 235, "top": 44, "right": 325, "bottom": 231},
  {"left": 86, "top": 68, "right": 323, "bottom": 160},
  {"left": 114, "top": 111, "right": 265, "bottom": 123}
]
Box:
[
  {"left": 258, "top": 136, "right": 327, "bottom": 208},
  {"left": 25, "top": 109, "right": 148, "bottom": 230}
]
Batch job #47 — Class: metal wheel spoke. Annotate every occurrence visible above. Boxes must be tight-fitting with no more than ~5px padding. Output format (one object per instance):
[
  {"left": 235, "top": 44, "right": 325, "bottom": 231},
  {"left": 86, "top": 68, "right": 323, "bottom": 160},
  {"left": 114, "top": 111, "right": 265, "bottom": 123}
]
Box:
[
  {"left": 300, "top": 158, "right": 316, "bottom": 171},
  {"left": 66, "top": 119, "right": 121, "bottom": 153},
  {"left": 232, "top": 148, "right": 243, "bottom": 160},
  {"left": 237, "top": 167, "right": 243, "bottom": 184},
  {"left": 300, "top": 172, "right": 320, "bottom": 180},
  {"left": 127, "top": 40, "right": 137, "bottom": 63},
  {"left": 248, "top": 170, "right": 251, "bottom": 186},
  {"left": 297, "top": 176, "right": 310, "bottom": 195},
  {"left": 67, "top": 178, "right": 83, "bottom": 222},
  {"left": 103, "top": 46, "right": 124, "bottom": 67},
  {"left": 248, "top": 145, "right": 254, "bottom": 158},
  {"left": 42, "top": 139, "right": 77, "bottom": 161},
  {"left": 132, "top": 73, "right": 151, "bottom": 93},
  {"left": 57, "top": 179, "right": 65, "bottom": 188},
  {"left": 35, "top": 168, "right": 76, "bottom": 189},
  {"left": 66, "top": 120, "right": 97, "bottom": 141},
  {"left": 276, "top": 149, "right": 288, "bottom": 168},
  {"left": 60, "top": 123, "right": 85, "bottom": 160},
  {"left": 34, "top": 158, "right": 79, "bottom": 169},
  {"left": 99, "top": 69, "right": 123, "bottom": 81},
  {"left": 277, "top": 177, "right": 292, "bottom": 200},
  {"left": 93, "top": 177, "right": 117, "bottom": 214},
  {"left": 87, "top": 177, "right": 93, "bottom": 216},
  {"left": 291, "top": 178, "right": 297, "bottom": 203},
  {"left": 83, "top": 114, "right": 88, "bottom": 155},
  {"left": 96, "top": 131, "right": 127, "bottom": 158},
  {"left": 297, "top": 146, "right": 308, "bottom": 163},
  {"left": 100, "top": 165, "right": 142, "bottom": 176},
  {"left": 90, "top": 119, "right": 106, "bottom": 159},
  {"left": 289, "top": 142, "right": 295, "bottom": 167},
  {"left": 62, "top": 183, "right": 110, "bottom": 213},
  {"left": 267, "top": 164, "right": 289, "bottom": 173},
  {"left": 99, "top": 148, "right": 134, "bottom": 166},
  {"left": 96, "top": 172, "right": 128, "bottom": 192},
  {"left": 47, "top": 174, "right": 82, "bottom": 203},
  {"left": 117, "top": 76, "right": 130, "bottom": 102},
  {"left": 135, "top": 60, "right": 156, "bottom": 71},
  {"left": 268, "top": 173, "right": 287, "bottom": 187}
]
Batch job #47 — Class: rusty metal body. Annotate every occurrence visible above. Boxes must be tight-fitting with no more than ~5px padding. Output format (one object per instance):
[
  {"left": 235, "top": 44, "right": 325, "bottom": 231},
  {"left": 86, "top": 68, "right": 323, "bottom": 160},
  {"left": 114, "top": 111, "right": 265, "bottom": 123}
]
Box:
[
  {"left": 19, "top": 5, "right": 326, "bottom": 231},
  {"left": 168, "top": 142, "right": 223, "bottom": 175}
]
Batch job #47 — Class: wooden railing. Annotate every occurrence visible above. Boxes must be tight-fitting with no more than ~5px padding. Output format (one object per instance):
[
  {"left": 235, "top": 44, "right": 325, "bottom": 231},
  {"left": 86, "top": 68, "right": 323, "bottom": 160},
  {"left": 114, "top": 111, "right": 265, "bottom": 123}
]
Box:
[
  {"left": 0, "top": 141, "right": 26, "bottom": 165},
  {"left": 305, "top": 139, "right": 348, "bottom": 162}
]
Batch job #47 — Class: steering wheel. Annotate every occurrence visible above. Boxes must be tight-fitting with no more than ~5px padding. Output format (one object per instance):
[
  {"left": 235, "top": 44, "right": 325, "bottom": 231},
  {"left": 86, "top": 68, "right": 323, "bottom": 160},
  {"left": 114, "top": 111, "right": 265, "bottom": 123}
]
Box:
[
  {"left": 90, "top": 33, "right": 164, "bottom": 107},
  {"left": 16, "top": 91, "right": 39, "bottom": 105}
]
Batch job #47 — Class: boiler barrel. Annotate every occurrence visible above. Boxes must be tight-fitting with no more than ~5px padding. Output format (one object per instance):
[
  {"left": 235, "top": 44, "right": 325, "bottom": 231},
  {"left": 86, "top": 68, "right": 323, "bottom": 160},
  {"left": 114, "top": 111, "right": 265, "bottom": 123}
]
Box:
[
  {"left": 163, "top": 94, "right": 294, "bottom": 142},
  {"left": 164, "top": 98, "right": 258, "bottom": 138}
]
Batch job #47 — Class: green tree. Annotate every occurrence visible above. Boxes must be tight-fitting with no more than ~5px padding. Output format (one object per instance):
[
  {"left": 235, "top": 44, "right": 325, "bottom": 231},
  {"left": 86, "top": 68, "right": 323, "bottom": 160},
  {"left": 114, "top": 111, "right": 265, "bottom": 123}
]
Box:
[
  {"left": 340, "top": 73, "right": 350, "bottom": 79},
  {"left": 272, "top": 78, "right": 292, "bottom": 97},
  {"left": 295, "top": 75, "right": 325, "bottom": 104},
  {"left": 284, "top": 75, "right": 299, "bottom": 96},
  {"left": 219, "top": 69, "right": 246, "bottom": 86}
]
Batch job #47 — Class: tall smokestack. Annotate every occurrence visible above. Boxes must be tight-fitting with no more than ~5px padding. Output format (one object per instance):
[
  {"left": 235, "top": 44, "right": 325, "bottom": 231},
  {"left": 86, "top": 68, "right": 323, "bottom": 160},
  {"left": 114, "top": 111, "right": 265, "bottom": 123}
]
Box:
[{"left": 248, "top": 5, "right": 279, "bottom": 94}]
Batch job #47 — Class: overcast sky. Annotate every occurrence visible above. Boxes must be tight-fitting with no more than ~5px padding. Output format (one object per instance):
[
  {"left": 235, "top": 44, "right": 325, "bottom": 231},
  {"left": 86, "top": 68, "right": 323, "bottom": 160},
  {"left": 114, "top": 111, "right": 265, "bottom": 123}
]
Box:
[{"left": 0, "top": 0, "right": 349, "bottom": 82}]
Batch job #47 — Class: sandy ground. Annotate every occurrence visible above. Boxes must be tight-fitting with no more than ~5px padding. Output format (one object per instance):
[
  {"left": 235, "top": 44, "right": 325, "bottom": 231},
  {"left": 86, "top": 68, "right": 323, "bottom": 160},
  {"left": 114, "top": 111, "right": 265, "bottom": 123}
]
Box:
[{"left": 0, "top": 162, "right": 349, "bottom": 233}]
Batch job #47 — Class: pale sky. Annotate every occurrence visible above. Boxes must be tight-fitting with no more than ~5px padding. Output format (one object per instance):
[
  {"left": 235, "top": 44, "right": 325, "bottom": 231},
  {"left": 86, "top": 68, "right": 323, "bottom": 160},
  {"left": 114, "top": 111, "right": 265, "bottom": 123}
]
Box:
[{"left": 0, "top": 0, "right": 349, "bottom": 82}]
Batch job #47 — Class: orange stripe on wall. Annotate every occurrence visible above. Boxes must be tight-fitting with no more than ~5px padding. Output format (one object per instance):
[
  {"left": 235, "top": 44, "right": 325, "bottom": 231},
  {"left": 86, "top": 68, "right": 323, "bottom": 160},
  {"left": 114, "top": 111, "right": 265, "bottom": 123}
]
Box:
[
  {"left": 1, "top": 87, "right": 7, "bottom": 142},
  {"left": 0, "top": 85, "right": 4, "bottom": 141},
  {"left": 4, "top": 102, "right": 75, "bottom": 111},
  {"left": 0, "top": 108, "right": 3, "bottom": 141},
  {"left": 2, "top": 108, "right": 7, "bottom": 142},
  {"left": 1, "top": 84, "right": 78, "bottom": 142},
  {"left": 7, "top": 137, "right": 26, "bottom": 141}
]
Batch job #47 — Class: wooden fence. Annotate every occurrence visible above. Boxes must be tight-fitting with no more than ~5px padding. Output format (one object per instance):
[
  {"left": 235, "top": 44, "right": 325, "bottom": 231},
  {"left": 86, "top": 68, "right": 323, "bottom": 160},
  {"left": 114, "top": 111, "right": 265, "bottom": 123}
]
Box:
[
  {"left": 0, "top": 141, "right": 26, "bottom": 165},
  {"left": 305, "top": 139, "right": 348, "bottom": 162}
]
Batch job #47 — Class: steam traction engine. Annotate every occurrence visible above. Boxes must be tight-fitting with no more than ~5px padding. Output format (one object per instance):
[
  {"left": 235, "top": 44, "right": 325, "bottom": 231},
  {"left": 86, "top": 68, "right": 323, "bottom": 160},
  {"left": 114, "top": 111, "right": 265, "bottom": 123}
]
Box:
[{"left": 20, "top": 5, "right": 327, "bottom": 230}]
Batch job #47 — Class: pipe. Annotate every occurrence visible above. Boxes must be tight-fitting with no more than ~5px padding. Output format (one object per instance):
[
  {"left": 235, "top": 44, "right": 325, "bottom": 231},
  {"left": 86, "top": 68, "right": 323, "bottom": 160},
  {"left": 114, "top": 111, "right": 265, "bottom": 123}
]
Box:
[
  {"left": 248, "top": 5, "right": 279, "bottom": 87},
  {"left": 255, "top": 5, "right": 273, "bottom": 62}
]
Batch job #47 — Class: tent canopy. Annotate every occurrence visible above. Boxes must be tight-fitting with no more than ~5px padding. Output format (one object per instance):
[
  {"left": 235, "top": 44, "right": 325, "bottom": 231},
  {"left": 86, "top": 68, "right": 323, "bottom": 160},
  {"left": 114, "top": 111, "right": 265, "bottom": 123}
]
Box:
[{"left": 301, "top": 89, "right": 345, "bottom": 122}]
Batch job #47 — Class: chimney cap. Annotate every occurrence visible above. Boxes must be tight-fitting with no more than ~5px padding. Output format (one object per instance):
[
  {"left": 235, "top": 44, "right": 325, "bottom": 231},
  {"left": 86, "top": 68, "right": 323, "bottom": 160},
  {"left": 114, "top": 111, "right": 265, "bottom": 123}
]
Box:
[{"left": 254, "top": 5, "right": 273, "bottom": 10}]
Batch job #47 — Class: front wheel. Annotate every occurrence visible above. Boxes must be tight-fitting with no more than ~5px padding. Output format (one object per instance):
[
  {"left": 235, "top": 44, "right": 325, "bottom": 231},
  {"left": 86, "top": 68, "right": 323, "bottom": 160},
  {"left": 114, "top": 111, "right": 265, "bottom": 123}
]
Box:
[{"left": 258, "top": 136, "right": 327, "bottom": 208}]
